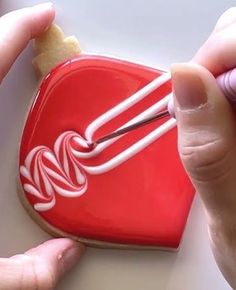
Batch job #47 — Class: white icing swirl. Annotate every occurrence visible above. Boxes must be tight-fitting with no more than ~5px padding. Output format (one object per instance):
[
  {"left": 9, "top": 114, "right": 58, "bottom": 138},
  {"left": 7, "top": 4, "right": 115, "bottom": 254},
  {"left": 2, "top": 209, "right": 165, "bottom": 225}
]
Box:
[{"left": 20, "top": 73, "right": 176, "bottom": 211}]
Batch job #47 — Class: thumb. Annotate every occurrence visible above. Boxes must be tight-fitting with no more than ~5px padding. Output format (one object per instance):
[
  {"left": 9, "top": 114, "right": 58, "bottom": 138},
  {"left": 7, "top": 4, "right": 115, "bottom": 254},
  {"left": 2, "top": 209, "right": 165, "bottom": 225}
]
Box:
[
  {"left": 0, "top": 238, "right": 85, "bottom": 290},
  {"left": 171, "top": 63, "right": 236, "bottom": 210}
]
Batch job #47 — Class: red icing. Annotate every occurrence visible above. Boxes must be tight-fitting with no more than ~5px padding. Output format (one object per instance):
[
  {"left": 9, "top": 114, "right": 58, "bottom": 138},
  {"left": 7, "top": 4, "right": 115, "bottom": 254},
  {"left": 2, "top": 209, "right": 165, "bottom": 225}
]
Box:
[{"left": 19, "top": 55, "right": 194, "bottom": 248}]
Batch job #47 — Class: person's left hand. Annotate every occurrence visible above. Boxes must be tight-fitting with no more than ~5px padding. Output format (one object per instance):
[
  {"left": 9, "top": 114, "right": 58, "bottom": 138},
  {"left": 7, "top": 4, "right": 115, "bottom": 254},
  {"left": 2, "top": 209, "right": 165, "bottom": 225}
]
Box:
[{"left": 0, "top": 4, "right": 85, "bottom": 290}]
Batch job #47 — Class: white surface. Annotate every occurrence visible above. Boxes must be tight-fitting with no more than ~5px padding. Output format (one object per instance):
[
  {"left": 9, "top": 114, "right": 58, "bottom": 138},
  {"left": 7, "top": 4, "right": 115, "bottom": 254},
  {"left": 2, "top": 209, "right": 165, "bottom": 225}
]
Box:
[{"left": 0, "top": 0, "right": 234, "bottom": 289}]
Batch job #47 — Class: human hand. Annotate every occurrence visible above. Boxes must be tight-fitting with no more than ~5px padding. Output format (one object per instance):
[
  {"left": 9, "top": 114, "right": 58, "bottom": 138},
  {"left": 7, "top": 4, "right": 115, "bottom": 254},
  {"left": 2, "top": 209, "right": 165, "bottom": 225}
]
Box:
[
  {"left": 0, "top": 3, "right": 84, "bottom": 290},
  {"left": 171, "top": 8, "right": 236, "bottom": 288}
]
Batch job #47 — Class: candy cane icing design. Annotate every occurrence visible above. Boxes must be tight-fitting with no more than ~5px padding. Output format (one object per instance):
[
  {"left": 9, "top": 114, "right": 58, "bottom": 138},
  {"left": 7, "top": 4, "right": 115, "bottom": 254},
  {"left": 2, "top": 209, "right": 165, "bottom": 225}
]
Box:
[{"left": 20, "top": 72, "right": 176, "bottom": 212}]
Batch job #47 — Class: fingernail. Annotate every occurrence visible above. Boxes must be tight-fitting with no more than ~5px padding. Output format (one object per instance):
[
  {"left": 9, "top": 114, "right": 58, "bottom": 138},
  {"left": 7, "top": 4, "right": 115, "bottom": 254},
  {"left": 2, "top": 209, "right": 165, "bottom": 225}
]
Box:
[
  {"left": 60, "top": 243, "right": 85, "bottom": 274},
  {"left": 34, "top": 2, "right": 53, "bottom": 10},
  {"left": 171, "top": 63, "right": 208, "bottom": 111}
]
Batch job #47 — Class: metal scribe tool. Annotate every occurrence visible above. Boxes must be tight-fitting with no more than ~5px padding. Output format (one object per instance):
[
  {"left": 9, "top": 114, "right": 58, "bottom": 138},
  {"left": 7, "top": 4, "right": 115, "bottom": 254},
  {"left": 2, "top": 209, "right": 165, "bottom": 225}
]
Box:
[{"left": 89, "top": 66, "right": 236, "bottom": 148}]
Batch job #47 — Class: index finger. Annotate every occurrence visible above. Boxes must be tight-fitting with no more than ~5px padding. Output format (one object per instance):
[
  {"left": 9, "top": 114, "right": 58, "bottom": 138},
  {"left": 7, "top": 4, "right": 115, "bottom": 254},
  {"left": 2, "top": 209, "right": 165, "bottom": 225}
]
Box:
[
  {"left": 193, "top": 8, "right": 236, "bottom": 76},
  {"left": 0, "top": 3, "right": 55, "bottom": 82}
]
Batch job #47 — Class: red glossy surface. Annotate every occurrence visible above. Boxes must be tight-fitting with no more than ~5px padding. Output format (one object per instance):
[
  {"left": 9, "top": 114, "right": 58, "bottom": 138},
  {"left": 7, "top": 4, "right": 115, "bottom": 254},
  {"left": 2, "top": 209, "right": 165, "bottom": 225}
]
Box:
[{"left": 19, "top": 55, "right": 194, "bottom": 248}]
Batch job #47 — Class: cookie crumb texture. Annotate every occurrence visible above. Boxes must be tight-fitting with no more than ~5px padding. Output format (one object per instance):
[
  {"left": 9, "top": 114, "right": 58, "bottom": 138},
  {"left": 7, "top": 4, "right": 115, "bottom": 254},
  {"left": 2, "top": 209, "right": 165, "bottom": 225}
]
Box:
[{"left": 33, "top": 24, "right": 81, "bottom": 78}]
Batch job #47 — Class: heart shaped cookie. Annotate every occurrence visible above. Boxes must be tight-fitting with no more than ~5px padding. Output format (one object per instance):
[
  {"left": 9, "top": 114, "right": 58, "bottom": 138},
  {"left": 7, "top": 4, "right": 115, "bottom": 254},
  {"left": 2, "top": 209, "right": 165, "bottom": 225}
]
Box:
[{"left": 19, "top": 26, "right": 194, "bottom": 250}]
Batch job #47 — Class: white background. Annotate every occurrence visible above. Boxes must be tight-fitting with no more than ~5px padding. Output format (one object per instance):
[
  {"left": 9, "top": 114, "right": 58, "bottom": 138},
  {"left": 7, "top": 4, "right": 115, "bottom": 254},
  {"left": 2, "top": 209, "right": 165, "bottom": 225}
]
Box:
[{"left": 0, "top": 1, "right": 235, "bottom": 289}]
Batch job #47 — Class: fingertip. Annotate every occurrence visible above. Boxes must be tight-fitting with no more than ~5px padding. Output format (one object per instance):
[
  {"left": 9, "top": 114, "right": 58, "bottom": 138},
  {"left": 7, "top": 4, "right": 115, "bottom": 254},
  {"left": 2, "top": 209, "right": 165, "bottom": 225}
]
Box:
[
  {"left": 52, "top": 238, "right": 86, "bottom": 277},
  {"left": 171, "top": 62, "right": 209, "bottom": 77},
  {"left": 32, "top": 2, "right": 55, "bottom": 16},
  {"left": 33, "top": 2, "right": 54, "bottom": 9},
  {"left": 36, "top": 238, "right": 85, "bottom": 259},
  {"left": 26, "top": 238, "right": 85, "bottom": 280},
  {"left": 170, "top": 62, "right": 234, "bottom": 139},
  {"left": 171, "top": 63, "right": 208, "bottom": 112},
  {"left": 0, "top": 4, "right": 56, "bottom": 81},
  {"left": 214, "top": 7, "right": 236, "bottom": 32},
  {"left": 30, "top": 2, "right": 55, "bottom": 36},
  {"left": 59, "top": 239, "right": 86, "bottom": 275}
]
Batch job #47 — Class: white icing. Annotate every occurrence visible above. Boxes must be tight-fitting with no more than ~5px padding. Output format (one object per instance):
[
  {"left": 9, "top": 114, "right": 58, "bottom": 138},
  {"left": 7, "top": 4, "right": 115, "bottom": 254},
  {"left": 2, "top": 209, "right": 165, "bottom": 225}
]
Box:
[
  {"left": 85, "top": 72, "right": 171, "bottom": 142},
  {"left": 34, "top": 196, "right": 56, "bottom": 212},
  {"left": 21, "top": 73, "right": 176, "bottom": 211},
  {"left": 75, "top": 93, "right": 172, "bottom": 159}
]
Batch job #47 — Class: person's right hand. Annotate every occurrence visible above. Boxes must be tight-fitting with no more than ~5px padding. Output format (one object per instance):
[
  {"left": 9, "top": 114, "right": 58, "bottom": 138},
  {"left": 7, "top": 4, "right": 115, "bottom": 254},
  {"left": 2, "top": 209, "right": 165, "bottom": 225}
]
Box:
[{"left": 171, "top": 8, "right": 236, "bottom": 289}]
